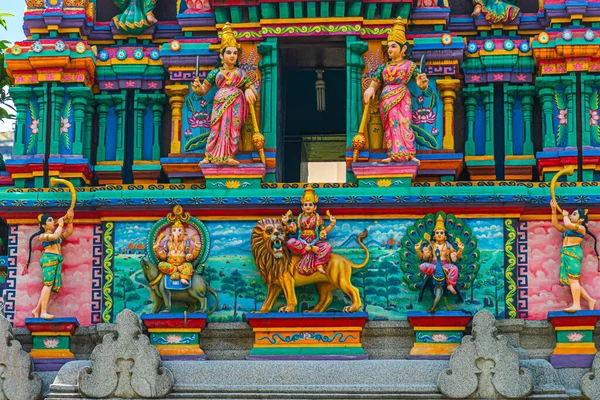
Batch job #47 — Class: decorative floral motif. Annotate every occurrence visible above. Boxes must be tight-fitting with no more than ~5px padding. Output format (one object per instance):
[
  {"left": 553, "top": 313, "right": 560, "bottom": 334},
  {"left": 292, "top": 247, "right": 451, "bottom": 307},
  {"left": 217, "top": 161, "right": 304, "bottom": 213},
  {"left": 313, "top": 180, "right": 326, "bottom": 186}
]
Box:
[
  {"left": 43, "top": 338, "right": 60, "bottom": 349},
  {"left": 412, "top": 108, "right": 437, "bottom": 125},
  {"left": 165, "top": 335, "right": 183, "bottom": 344},
  {"left": 225, "top": 180, "right": 241, "bottom": 189},
  {"left": 431, "top": 333, "right": 448, "bottom": 342},
  {"left": 558, "top": 109, "right": 568, "bottom": 125},
  {"left": 188, "top": 111, "right": 210, "bottom": 129},
  {"left": 590, "top": 109, "right": 599, "bottom": 127},
  {"left": 376, "top": 179, "right": 392, "bottom": 188},
  {"left": 184, "top": 129, "right": 193, "bottom": 137},
  {"left": 55, "top": 41, "right": 66, "bottom": 52},
  {"left": 60, "top": 116, "right": 71, "bottom": 134},
  {"left": 567, "top": 332, "right": 584, "bottom": 342},
  {"left": 31, "top": 41, "right": 44, "bottom": 53}
]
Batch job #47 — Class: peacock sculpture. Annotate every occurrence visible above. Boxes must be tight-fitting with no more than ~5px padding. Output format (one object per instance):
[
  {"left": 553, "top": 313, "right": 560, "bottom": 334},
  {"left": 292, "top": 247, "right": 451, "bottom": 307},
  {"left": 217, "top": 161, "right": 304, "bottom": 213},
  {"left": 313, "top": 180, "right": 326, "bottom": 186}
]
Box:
[{"left": 399, "top": 212, "right": 481, "bottom": 313}]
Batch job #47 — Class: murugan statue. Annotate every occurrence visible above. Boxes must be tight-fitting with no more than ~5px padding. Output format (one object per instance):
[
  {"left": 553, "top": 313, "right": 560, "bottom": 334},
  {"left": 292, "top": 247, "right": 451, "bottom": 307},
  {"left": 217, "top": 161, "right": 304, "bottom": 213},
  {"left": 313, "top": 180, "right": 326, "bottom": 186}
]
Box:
[
  {"left": 363, "top": 17, "right": 429, "bottom": 165},
  {"left": 191, "top": 23, "right": 259, "bottom": 166},
  {"left": 550, "top": 199, "right": 599, "bottom": 312},
  {"left": 282, "top": 188, "right": 336, "bottom": 275},
  {"left": 471, "top": 0, "right": 520, "bottom": 24},
  {"left": 415, "top": 215, "right": 463, "bottom": 295},
  {"left": 112, "top": 0, "right": 158, "bottom": 35},
  {"left": 153, "top": 213, "right": 201, "bottom": 286}
]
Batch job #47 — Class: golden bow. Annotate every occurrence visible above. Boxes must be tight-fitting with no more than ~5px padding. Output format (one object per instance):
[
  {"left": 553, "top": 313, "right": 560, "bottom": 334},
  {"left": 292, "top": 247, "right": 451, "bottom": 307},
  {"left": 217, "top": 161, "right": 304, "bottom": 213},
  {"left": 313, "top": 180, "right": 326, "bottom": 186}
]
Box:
[
  {"left": 550, "top": 166, "right": 575, "bottom": 214},
  {"left": 50, "top": 177, "right": 76, "bottom": 222}
]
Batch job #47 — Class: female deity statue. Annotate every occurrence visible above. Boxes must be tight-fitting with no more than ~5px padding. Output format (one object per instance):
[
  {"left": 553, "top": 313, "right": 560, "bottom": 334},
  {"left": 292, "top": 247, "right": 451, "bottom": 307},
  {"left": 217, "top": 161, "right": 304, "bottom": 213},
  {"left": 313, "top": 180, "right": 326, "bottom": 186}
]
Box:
[
  {"left": 282, "top": 188, "right": 336, "bottom": 275},
  {"left": 24, "top": 210, "right": 75, "bottom": 320},
  {"left": 550, "top": 199, "right": 599, "bottom": 312},
  {"left": 191, "top": 23, "right": 259, "bottom": 166},
  {"left": 471, "top": 0, "right": 520, "bottom": 24},
  {"left": 415, "top": 215, "right": 463, "bottom": 295},
  {"left": 153, "top": 219, "right": 201, "bottom": 286},
  {"left": 363, "top": 17, "right": 429, "bottom": 165},
  {"left": 112, "top": 0, "right": 158, "bottom": 35}
]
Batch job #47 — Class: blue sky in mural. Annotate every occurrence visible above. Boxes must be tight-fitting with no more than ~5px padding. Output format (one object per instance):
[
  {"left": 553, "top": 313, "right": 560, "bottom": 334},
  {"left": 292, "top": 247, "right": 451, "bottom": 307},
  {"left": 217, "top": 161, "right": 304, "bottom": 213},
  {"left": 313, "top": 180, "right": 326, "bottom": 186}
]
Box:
[
  {"left": 114, "top": 223, "right": 153, "bottom": 251},
  {"left": 206, "top": 222, "right": 255, "bottom": 256}
]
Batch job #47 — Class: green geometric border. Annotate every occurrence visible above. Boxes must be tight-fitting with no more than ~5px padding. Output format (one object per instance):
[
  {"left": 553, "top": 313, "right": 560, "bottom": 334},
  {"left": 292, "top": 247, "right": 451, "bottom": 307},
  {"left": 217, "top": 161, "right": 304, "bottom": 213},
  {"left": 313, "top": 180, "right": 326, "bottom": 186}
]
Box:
[
  {"left": 504, "top": 219, "right": 518, "bottom": 319},
  {"left": 102, "top": 221, "right": 115, "bottom": 323}
]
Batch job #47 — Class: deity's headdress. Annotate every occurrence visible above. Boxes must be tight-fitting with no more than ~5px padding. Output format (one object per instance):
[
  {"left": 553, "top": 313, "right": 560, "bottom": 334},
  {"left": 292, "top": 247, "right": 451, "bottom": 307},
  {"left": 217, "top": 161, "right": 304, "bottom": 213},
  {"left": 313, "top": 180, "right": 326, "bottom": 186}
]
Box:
[
  {"left": 167, "top": 205, "right": 190, "bottom": 228},
  {"left": 219, "top": 22, "right": 239, "bottom": 52},
  {"left": 387, "top": 17, "right": 407, "bottom": 45},
  {"left": 434, "top": 215, "right": 446, "bottom": 232},
  {"left": 301, "top": 187, "right": 319, "bottom": 204}
]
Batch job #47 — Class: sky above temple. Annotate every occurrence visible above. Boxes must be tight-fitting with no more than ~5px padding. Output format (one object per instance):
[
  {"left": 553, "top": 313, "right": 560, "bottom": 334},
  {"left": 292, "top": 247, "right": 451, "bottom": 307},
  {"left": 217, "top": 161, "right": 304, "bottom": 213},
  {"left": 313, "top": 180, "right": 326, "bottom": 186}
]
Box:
[{"left": 0, "top": 4, "right": 25, "bottom": 132}]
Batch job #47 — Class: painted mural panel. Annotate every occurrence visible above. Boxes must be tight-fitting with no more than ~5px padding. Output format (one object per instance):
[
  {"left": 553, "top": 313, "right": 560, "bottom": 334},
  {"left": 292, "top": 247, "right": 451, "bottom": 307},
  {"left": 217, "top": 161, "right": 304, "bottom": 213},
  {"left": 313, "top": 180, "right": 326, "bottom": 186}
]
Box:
[
  {"left": 526, "top": 220, "right": 600, "bottom": 319},
  {"left": 12, "top": 224, "right": 96, "bottom": 327},
  {"left": 108, "top": 217, "right": 505, "bottom": 322}
]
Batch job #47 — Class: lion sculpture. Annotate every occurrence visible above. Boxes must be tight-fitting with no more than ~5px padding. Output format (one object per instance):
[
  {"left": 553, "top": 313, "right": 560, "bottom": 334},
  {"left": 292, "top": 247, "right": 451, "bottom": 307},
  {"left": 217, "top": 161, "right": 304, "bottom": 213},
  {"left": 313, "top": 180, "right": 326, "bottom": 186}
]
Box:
[{"left": 251, "top": 218, "right": 369, "bottom": 313}]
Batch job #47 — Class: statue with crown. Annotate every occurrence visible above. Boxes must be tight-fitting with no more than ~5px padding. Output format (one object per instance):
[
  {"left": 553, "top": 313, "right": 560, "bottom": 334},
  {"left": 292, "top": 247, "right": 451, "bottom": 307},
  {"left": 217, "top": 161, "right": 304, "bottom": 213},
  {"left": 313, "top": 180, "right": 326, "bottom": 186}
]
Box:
[
  {"left": 192, "top": 23, "right": 261, "bottom": 167},
  {"left": 352, "top": 18, "right": 432, "bottom": 187},
  {"left": 362, "top": 17, "right": 430, "bottom": 166}
]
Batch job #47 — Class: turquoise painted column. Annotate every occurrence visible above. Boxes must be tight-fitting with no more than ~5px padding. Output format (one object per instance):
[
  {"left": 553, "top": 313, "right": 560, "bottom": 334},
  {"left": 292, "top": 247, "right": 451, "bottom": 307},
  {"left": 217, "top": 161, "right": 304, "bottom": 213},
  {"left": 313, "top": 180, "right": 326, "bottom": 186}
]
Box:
[
  {"left": 84, "top": 103, "right": 94, "bottom": 160},
  {"left": 521, "top": 93, "right": 534, "bottom": 155},
  {"left": 9, "top": 87, "right": 32, "bottom": 156},
  {"left": 537, "top": 84, "right": 556, "bottom": 149},
  {"left": 503, "top": 85, "right": 514, "bottom": 156},
  {"left": 346, "top": 36, "right": 368, "bottom": 148},
  {"left": 565, "top": 75, "right": 577, "bottom": 148},
  {"left": 151, "top": 95, "right": 165, "bottom": 161},
  {"left": 67, "top": 87, "right": 92, "bottom": 156},
  {"left": 133, "top": 92, "right": 148, "bottom": 161},
  {"left": 115, "top": 93, "right": 127, "bottom": 162},
  {"left": 463, "top": 87, "right": 477, "bottom": 157},
  {"left": 483, "top": 85, "right": 494, "bottom": 156},
  {"left": 50, "top": 86, "right": 65, "bottom": 154},
  {"left": 33, "top": 86, "right": 48, "bottom": 157},
  {"left": 258, "top": 37, "right": 278, "bottom": 181},
  {"left": 95, "top": 96, "right": 112, "bottom": 162}
]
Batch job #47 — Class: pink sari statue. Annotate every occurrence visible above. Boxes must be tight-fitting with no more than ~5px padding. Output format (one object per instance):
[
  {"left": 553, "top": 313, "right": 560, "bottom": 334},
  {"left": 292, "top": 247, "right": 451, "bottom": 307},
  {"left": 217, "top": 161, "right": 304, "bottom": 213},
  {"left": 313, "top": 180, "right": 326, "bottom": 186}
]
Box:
[
  {"left": 373, "top": 60, "right": 419, "bottom": 163},
  {"left": 191, "top": 23, "right": 258, "bottom": 166},
  {"left": 203, "top": 68, "right": 251, "bottom": 165}
]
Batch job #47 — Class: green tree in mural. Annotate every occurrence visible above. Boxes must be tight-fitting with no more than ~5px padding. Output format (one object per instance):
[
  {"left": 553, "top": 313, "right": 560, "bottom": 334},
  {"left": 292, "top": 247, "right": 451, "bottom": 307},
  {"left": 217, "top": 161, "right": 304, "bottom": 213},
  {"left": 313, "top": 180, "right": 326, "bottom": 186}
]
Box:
[
  {"left": 470, "top": 279, "right": 486, "bottom": 304},
  {"left": 222, "top": 269, "right": 248, "bottom": 321},
  {"left": 374, "top": 261, "right": 402, "bottom": 308},
  {"left": 483, "top": 263, "right": 505, "bottom": 318},
  {"left": 351, "top": 265, "right": 378, "bottom": 311},
  {"left": 247, "top": 279, "right": 266, "bottom": 312},
  {"left": 0, "top": 10, "right": 15, "bottom": 121},
  {"left": 202, "top": 265, "right": 219, "bottom": 286}
]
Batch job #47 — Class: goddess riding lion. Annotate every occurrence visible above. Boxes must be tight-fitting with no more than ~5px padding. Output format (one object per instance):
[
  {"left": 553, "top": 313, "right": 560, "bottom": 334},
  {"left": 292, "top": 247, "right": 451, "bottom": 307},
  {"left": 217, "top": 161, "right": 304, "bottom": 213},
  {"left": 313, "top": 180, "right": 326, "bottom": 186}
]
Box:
[{"left": 251, "top": 218, "right": 369, "bottom": 313}]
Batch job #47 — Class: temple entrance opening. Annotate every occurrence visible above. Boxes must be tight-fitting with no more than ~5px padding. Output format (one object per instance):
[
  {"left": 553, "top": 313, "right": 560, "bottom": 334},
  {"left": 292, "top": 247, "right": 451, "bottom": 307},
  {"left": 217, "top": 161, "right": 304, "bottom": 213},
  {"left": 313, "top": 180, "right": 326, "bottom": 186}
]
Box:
[{"left": 279, "top": 38, "right": 347, "bottom": 183}]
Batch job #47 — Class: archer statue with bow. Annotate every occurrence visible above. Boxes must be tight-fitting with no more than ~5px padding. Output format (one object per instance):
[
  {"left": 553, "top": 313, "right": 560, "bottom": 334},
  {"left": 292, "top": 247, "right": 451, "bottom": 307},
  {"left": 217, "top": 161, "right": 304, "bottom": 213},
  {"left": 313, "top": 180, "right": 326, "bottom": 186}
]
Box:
[
  {"left": 550, "top": 166, "right": 599, "bottom": 313},
  {"left": 23, "top": 178, "right": 76, "bottom": 320}
]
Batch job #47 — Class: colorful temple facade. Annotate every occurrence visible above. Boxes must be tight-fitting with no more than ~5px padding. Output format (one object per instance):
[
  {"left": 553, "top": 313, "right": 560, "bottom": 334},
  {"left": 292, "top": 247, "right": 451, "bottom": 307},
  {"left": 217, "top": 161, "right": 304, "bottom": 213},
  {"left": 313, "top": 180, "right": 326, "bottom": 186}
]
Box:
[{"left": 2, "top": 0, "right": 600, "bottom": 398}]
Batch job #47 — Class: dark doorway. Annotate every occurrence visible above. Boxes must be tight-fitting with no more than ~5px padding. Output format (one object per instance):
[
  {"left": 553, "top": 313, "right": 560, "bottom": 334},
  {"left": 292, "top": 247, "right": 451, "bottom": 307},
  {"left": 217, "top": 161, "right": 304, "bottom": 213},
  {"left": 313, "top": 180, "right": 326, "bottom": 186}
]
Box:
[{"left": 279, "top": 38, "right": 347, "bottom": 183}]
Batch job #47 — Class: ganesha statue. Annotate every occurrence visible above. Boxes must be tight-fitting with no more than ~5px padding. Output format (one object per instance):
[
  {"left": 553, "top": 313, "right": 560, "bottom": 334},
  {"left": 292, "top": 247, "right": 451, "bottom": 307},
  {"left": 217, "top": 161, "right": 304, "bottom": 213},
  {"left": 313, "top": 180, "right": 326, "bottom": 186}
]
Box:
[
  {"left": 251, "top": 188, "right": 369, "bottom": 313},
  {"left": 141, "top": 206, "right": 217, "bottom": 314}
]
